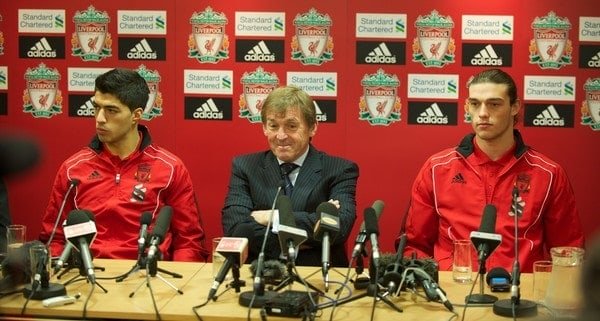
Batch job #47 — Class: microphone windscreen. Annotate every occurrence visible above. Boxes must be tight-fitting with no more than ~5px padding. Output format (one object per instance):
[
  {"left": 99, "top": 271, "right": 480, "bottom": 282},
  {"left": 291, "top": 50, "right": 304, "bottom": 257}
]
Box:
[
  {"left": 140, "top": 211, "right": 152, "bottom": 225},
  {"left": 364, "top": 207, "right": 379, "bottom": 235},
  {"left": 371, "top": 200, "right": 385, "bottom": 217},
  {"left": 151, "top": 206, "right": 173, "bottom": 241},
  {"left": 249, "top": 259, "right": 287, "bottom": 284},
  {"left": 316, "top": 201, "right": 338, "bottom": 217},
  {"left": 66, "top": 209, "right": 94, "bottom": 225},
  {"left": 479, "top": 204, "right": 497, "bottom": 233},
  {"left": 276, "top": 195, "right": 295, "bottom": 228}
]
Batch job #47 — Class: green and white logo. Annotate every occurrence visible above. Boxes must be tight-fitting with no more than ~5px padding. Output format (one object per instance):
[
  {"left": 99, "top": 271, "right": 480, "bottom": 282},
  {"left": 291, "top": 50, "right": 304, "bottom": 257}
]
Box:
[
  {"left": 412, "top": 10, "right": 455, "bottom": 68},
  {"left": 23, "top": 63, "right": 62, "bottom": 118},
  {"left": 529, "top": 11, "right": 572, "bottom": 70},
  {"left": 136, "top": 65, "right": 163, "bottom": 121},
  {"left": 188, "top": 7, "right": 229, "bottom": 64},
  {"left": 359, "top": 69, "right": 401, "bottom": 126},
  {"left": 291, "top": 8, "right": 333, "bottom": 66},
  {"left": 71, "top": 6, "right": 112, "bottom": 62},
  {"left": 582, "top": 78, "right": 600, "bottom": 131},
  {"left": 239, "top": 66, "right": 279, "bottom": 123}
]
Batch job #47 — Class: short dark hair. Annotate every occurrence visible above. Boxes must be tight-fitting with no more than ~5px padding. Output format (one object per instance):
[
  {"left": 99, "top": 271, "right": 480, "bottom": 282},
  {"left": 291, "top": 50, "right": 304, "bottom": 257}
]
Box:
[
  {"left": 467, "top": 68, "right": 518, "bottom": 105},
  {"left": 94, "top": 68, "right": 149, "bottom": 112}
]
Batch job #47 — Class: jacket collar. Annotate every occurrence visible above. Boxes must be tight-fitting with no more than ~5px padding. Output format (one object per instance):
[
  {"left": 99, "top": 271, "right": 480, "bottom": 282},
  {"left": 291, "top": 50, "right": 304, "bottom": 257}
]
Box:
[
  {"left": 456, "top": 129, "right": 528, "bottom": 158},
  {"left": 89, "top": 125, "right": 152, "bottom": 153}
]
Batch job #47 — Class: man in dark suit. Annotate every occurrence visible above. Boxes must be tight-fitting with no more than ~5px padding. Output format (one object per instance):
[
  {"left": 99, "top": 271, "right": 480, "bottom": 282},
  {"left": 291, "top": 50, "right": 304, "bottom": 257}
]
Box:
[{"left": 222, "top": 86, "right": 359, "bottom": 267}]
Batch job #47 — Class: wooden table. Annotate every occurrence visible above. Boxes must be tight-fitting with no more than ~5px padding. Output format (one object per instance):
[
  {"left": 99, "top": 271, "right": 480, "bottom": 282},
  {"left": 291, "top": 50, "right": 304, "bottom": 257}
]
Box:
[{"left": 0, "top": 259, "right": 550, "bottom": 320}]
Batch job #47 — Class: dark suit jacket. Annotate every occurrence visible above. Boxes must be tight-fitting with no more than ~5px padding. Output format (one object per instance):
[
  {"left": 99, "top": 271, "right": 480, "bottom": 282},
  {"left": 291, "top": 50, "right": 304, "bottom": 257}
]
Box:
[{"left": 222, "top": 145, "right": 359, "bottom": 267}]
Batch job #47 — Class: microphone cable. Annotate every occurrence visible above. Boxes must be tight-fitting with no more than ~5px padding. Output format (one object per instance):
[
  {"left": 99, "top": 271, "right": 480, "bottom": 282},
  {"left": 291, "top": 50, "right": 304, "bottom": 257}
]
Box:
[
  {"left": 326, "top": 259, "right": 355, "bottom": 321},
  {"left": 245, "top": 184, "right": 283, "bottom": 321},
  {"left": 459, "top": 271, "right": 483, "bottom": 321}
]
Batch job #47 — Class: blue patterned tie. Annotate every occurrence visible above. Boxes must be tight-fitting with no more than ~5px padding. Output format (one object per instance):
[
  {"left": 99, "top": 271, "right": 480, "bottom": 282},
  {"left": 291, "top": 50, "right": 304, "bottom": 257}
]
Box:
[{"left": 280, "top": 163, "right": 299, "bottom": 196}]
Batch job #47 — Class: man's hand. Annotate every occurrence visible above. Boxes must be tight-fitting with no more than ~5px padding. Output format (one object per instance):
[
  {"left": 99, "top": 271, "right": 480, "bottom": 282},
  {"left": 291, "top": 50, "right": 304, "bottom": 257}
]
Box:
[{"left": 251, "top": 210, "right": 272, "bottom": 226}]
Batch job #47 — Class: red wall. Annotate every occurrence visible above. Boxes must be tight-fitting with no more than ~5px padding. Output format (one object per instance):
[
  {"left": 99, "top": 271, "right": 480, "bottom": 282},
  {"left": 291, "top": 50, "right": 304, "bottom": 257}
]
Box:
[{"left": 1, "top": 0, "right": 599, "bottom": 256}]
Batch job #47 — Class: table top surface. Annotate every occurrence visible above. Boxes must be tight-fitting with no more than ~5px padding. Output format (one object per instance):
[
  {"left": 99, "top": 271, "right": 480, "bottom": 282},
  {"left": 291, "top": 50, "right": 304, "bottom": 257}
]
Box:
[{"left": 0, "top": 259, "right": 555, "bottom": 321}]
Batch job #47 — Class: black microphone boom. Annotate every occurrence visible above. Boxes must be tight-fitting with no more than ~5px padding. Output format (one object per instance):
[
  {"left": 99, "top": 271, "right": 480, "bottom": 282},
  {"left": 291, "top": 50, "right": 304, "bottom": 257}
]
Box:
[
  {"left": 352, "top": 200, "right": 384, "bottom": 259},
  {"left": 276, "top": 195, "right": 307, "bottom": 261},
  {"left": 64, "top": 210, "right": 97, "bottom": 284},
  {"left": 470, "top": 204, "right": 502, "bottom": 262},
  {"left": 313, "top": 201, "right": 340, "bottom": 291},
  {"left": 147, "top": 206, "right": 173, "bottom": 260}
]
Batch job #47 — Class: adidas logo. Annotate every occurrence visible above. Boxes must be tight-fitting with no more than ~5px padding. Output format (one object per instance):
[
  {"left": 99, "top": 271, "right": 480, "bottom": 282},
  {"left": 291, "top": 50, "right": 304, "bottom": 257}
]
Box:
[
  {"left": 314, "top": 101, "right": 327, "bottom": 122},
  {"left": 76, "top": 99, "right": 95, "bottom": 117},
  {"left": 533, "top": 105, "right": 564, "bottom": 126},
  {"left": 28, "top": 37, "right": 56, "bottom": 58},
  {"left": 127, "top": 38, "right": 157, "bottom": 59},
  {"left": 452, "top": 173, "right": 466, "bottom": 184},
  {"left": 471, "top": 44, "right": 503, "bottom": 66},
  {"left": 365, "top": 42, "right": 397, "bottom": 64},
  {"left": 417, "top": 103, "right": 448, "bottom": 124},
  {"left": 588, "top": 51, "right": 600, "bottom": 68},
  {"left": 244, "top": 41, "right": 275, "bottom": 62},
  {"left": 193, "top": 99, "right": 223, "bottom": 119},
  {"left": 88, "top": 170, "right": 102, "bottom": 180}
]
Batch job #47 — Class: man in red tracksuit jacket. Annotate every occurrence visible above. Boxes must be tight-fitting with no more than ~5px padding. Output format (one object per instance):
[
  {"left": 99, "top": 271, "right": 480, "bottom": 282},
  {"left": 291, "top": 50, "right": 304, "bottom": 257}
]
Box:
[
  {"left": 40, "top": 68, "right": 208, "bottom": 262},
  {"left": 400, "top": 69, "right": 584, "bottom": 273}
]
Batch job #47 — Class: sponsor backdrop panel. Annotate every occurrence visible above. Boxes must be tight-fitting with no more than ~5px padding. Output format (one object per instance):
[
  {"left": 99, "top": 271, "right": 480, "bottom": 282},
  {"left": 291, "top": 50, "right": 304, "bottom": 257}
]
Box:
[{"left": 0, "top": 0, "right": 598, "bottom": 258}]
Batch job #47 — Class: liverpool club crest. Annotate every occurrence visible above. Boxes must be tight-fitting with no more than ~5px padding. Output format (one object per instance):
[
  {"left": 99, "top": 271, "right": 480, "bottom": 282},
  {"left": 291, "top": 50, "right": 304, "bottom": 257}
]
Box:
[
  {"left": 0, "top": 14, "right": 4, "bottom": 56},
  {"left": 188, "top": 7, "right": 229, "bottom": 64},
  {"left": 239, "top": 66, "right": 279, "bottom": 123},
  {"left": 529, "top": 11, "right": 572, "bottom": 70},
  {"left": 71, "top": 6, "right": 112, "bottom": 62},
  {"left": 581, "top": 77, "right": 600, "bottom": 131},
  {"left": 291, "top": 8, "right": 334, "bottom": 66},
  {"left": 136, "top": 65, "right": 163, "bottom": 121},
  {"left": 22, "top": 63, "right": 62, "bottom": 118},
  {"left": 359, "top": 69, "right": 401, "bottom": 126},
  {"left": 412, "top": 10, "right": 455, "bottom": 68}
]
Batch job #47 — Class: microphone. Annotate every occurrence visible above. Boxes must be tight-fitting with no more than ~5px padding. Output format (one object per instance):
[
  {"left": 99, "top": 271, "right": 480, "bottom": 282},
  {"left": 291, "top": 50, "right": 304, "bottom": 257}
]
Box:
[
  {"left": 313, "top": 202, "right": 340, "bottom": 290},
  {"left": 493, "top": 187, "right": 538, "bottom": 317},
  {"left": 53, "top": 243, "right": 73, "bottom": 275},
  {"left": 382, "top": 233, "right": 407, "bottom": 295},
  {"left": 470, "top": 204, "right": 502, "bottom": 262},
  {"left": 466, "top": 204, "right": 502, "bottom": 304},
  {"left": 239, "top": 182, "right": 284, "bottom": 308},
  {"left": 63, "top": 210, "right": 97, "bottom": 284},
  {"left": 351, "top": 200, "right": 384, "bottom": 259},
  {"left": 147, "top": 206, "right": 173, "bottom": 260},
  {"left": 46, "top": 178, "right": 81, "bottom": 250},
  {"left": 208, "top": 224, "right": 253, "bottom": 301},
  {"left": 364, "top": 207, "right": 381, "bottom": 267},
  {"left": 413, "top": 268, "right": 454, "bottom": 312},
  {"left": 137, "top": 212, "right": 152, "bottom": 260},
  {"left": 53, "top": 205, "right": 92, "bottom": 275},
  {"left": 276, "top": 195, "right": 307, "bottom": 261}
]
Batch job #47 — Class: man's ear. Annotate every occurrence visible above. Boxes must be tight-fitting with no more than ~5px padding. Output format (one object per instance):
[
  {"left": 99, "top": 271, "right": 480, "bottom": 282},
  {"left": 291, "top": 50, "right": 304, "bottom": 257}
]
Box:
[{"left": 132, "top": 107, "right": 143, "bottom": 122}]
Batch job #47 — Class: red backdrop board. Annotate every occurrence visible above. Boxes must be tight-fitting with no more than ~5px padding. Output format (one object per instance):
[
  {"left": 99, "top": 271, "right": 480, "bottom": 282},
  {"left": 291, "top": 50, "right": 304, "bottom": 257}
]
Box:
[{"left": 1, "top": 0, "right": 598, "bottom": 258}]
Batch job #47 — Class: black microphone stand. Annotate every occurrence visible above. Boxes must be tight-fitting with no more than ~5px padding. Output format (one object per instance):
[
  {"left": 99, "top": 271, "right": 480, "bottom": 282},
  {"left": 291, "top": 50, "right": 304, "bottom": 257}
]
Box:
[
  {"left": 271, "top": 244, "right": 323, "bottom": 294},
  {"left": 465, "top": 254, "right": 497, "bottom": 304},
  {"left": 61, "top": 253, "right": 108, "bottom": 293},
  {"left": 493, "top": 188, "right": 537, "bottom": 317},
  {"left": 333, "top": 255, "right": 403, "bottom": 312},
  {"left": 129, "top": 249, "right": 183, "bottom": 297}
]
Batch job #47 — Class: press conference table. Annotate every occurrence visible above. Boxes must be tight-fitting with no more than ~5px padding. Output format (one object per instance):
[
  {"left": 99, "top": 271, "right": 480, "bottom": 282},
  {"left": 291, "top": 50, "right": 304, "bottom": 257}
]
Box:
[{"left": 0, "top": 259, "right": 549, "bottom": 321}]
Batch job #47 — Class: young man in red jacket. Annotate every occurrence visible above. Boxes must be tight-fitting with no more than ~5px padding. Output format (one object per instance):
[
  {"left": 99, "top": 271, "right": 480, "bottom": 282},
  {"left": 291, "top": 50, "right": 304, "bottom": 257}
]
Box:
[
  {"left": 400, "top": 68, "right": 583, "bottom": 272},
  {"left": 40, "top": 68, "right": 208, "bottom": 262}
]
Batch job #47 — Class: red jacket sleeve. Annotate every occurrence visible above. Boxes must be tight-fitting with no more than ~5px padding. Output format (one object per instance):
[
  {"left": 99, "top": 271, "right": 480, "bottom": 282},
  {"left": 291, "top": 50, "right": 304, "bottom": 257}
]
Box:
[
  {"left": 39, "top": 163, "right": 74, "bottom": 257},
  {"left": 165, "top": 162, "right": 209, "bottom": 261}
]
